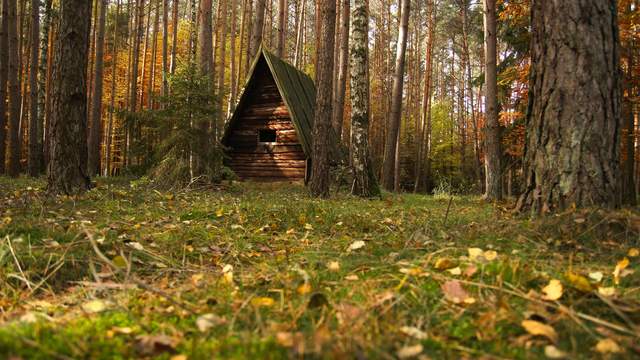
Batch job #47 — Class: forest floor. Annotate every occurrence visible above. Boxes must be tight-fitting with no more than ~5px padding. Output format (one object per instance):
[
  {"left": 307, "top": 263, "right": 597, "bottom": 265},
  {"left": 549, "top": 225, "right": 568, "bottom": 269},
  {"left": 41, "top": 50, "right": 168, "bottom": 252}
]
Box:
[{"left": 0, "top": 177, "right": 638, "bottom": 359}]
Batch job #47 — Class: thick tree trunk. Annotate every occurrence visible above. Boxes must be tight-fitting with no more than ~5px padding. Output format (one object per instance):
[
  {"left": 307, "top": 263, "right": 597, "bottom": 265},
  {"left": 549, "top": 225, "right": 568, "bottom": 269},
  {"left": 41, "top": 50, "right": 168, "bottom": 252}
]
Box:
[
  {"left": 47, "top": 0, "right": 92, "bottom": 194},
  {"left": 198, "top": 0, "right": 214, "bottom": 77},
  {"left": 483, "top": 0, "right": 502, "bottom": 200},
  {"left": 350, "top": 0, "right": 379, "bottom": 197},
  {"left": 309, "top": 0, "right": 336, "bottom": 198},
  {"left": 331, "top": 0, "right": 348, "bottom": 142},
  {"left": 249, "top": 0, "right": 266, "bottom": 61},
  {"left": 516, "top": 0, "right": 622, "bottom": 214},
  {"left": 88, "top": 0, "right": 107, "bottom": 176},
  {"left": 7, "top": 0, "right": 20, "bottom": 176},
  {"left": 0, "top": 0, "right": 8, "bottom": 175},
  {"left": 381, "top": 0, "right": 410, "bottom": 191},
  {"left": 27, "top": 0, "right": 40, "bottom": 175}
]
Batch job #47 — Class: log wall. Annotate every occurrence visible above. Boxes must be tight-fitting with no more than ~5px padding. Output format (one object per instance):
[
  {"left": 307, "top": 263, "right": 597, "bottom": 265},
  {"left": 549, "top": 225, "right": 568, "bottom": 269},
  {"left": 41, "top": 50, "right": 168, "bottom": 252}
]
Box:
[{"left": 225, "top": 65, "right": 307, "bottom": 181}]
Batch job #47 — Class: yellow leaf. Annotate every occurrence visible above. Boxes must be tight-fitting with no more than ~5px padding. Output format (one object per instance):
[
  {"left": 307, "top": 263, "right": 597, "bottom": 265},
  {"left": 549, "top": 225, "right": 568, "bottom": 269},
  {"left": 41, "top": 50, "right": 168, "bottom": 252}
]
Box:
[
  {"left": 215, "top": 208, "right": 224, "bottom": 217},
  {"left": 399, "top": 326, "right": 428, "bottom": 340},
  {"left": 521, "top": 320, "right": 558, "bottom": 343},
  {"left": 628, "top": 248, "right": 639, "bottom": 257},
  {"left": 112, "top": 255, "right": 128, "bottom": 268},
  {"left": 345, "top": 274, "right": 359, "bottom": 281},
  {"left": 434, "top": 257, "right": 457, "bottom": 270},
  {"left": 304, "top": 223, "right": 314, "bottom": 230},
  {"left": 447, "top": 267, "right": 462, "bottom": 276},
  {"left": 542, "top": 279, "right": 563, "bottom": 301},
  {"left": 467, "top": 247, "right": 484, "bottom": 262},
  {"left": 595, "top": 338, "right": 622, "bottom": 354},
  {"left": 82, "top": 300, "right": 108, "bottom": 314},
  {"left": 170, "top": 355, "right": 188, "bottom": 360},
  {"left": 565, "top": 272, "right": 593, "bottom": 292},
  {"left": 544, "top": 345, "right": 567, "bottom": 359},
  {"left": 588, "top": 271, "right": 603, "bottom": 283},
  {"left": 613, "top": 257, "right": 630, "bottom": 285},
  {"left": 327, "top": 261, "right": 340, "bottom": 272},
  {"left": 348, "top": 240, "right": 366, "bottom": 251},
  {"left": 396, "top": 344, "right": 423, "bottom": 359},
  {"left": 191, "top": 273, "right": 204, "bottom": 286},
  {"left": 297, "top": 283, "right": 312, "bottom": 295},
  {"left": 251, "top": 297, "right": 275, "bottom": 307},
  {"left": 597, "top": 286, "right": 616, "bottom": 297},
  {"left": 484, "top": 250, "right": 498, "bottom": 261}
]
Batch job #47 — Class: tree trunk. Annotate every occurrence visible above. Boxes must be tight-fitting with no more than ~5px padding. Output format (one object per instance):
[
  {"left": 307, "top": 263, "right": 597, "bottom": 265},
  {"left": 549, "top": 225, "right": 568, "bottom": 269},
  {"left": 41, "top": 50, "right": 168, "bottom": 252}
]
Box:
[
  {"left": 381, "top": 0, "right": 410, "bottom": 191},
  {"left": 161, "top": 0, "right": 169, "bottom": 97},
  {"left": 170, "top": 0, "right": 179, "bottom": 74},
  {"left": 130, "top": 0, "right": 144, "bottom": 112},
  {"left": 350, "top": 0, "right": 379, "bottom": 197},
  {"left": 148, "top": 0, "right": 160, "bottom": 108},
  {"left": 309, "top": 0, "right": 336, "bottom": 198},
  {"left": 198, "top": 0, "right": 214, "bottom": 77},
  {"left": 331, "top": 0, "right": 348, "bottom": 142},
  {"left": 276, "top": 0, "right": 285, "bottom": 57},
  {"left": 0, "top": 0, "right": 8, "bottom": 175},
  {"left": 27, "top": 0, "right": 40, "bottom": 175},
  {"left": 35, "top": 0, "right": 52, "bottom": 175},
  {"left": 217, "top": 0, "right": 228, "bottom": 125},
  {"left": 621, "top": 4, "right": 636, "bottom": 206},
  {"left": 293, "top": 0, "right": 304, "bottom": 68},
  {"left": 249, "top": 0, "right": 266, "bottom": 61},
  {"left": 106, "top": 0, "right": 121, "bottom": 176},
  {"left": 6, "top": 0, "right": 20, "bottom": 177},
  {"left": 483, "top": 0, "right": 502, "bottom": 200},
  {"left": 47, "top": 0, "right": 92, "bottom": 194},
  {"left": 88, "top": 0, "right": 107, "bottom": 175},
  {"left": 516, "top": 0, "right": 622, "bottom": 214},
  {"left": 228, "top": 0, "right": 238, "bottom": 112}
]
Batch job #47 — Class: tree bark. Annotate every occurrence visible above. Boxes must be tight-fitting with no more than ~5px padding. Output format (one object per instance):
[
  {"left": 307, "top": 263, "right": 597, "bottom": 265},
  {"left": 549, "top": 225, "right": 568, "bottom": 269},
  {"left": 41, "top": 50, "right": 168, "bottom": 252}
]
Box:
[
  {"left": 228, "top": 0, "right": 238, "bottom": 112},
  {"left": 27, "top": 0, "right": 40, "bottom": 175},
  {"left": 170, "top": 0, "right": 179, "bottom": 74},
  {"left": 381, "top": 0, "right": 410, "bottom": 191},
  {"left": 130, "top": 0, "right": 144, "bottom": 112},
  {"left": 309, "top": 0, "right": 336, "bottom": 198},
  {"left": 293, "top": 0, "right": 304, "bottom": 68},
  {"left": 106, "top": 0, "right": 121, "bottom": 176},
  {"left": 0, "top": 0, "right": 7, "bottom": 175},
  {"left": 35, "top": 0, "right": 52, "bottom": 175},
  {"left": 7, "top": 0, "right": 20, "bottom": 176},
  {"left": 276, "top": 0, "right": 285, "bottom": 57},
  {"left": 331, "top": 0, "right": 348, "bottom": 142},
  {"left": 483, "top": 0, "right": 502, "bottom": 200},
  {"left": 47, "top": 0, "right": 92, "bottom": 194},
  {"left": 217, "top": 0, "right": 228, "bottom": 124},
  {"left": 88, "top": 0, "right": 107, "bottom": 175},
  {"left": 350, "top": 0, "right": 379, "bottom": 197},
  {"left": 249, "top": 0, "right": 266, "bottom": 61},
  {"left": 161, "top": 0, "right": 169, "bottom": 97},
  {"left": 516, "top": 0, "right": 622, "bottom": 214}
]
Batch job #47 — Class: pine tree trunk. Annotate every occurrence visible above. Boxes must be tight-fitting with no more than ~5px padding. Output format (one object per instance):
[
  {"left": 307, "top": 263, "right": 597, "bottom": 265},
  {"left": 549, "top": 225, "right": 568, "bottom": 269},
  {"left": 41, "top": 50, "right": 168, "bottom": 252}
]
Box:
[
  {"left": 106, "top": 0, "right": 121, "bottom": 176},
  {"left": 236, "top": 0, "right": 248, "bottom": 91},
  {"left": 139, "top": 2, "right": 151, "bottom": 107},
  {"left": 47, "top": 0, "right": 92, "bottom": 194},
  {"left": 621, "top": 8, "right": 636, "bottom": 206},
  {"left": 350, "top": 0, "right": 379, "bottom": 197},
  {"left": 293, "top": 0, "right": 304, "bottom": 68},
  {"left": 161, "top": 0, "right": 169, "bottom": 97},
  {"left": 148, "top": 0, "right": 160, "bottom": 108},
  {"left": 331, "top": 0, "right": 348, "bottom": 142},
  {"left": 198, "top": 0, "right": 214, "bottom": 77},
  {"left": 309, "top": 0, "right": 336, "bottom": 197},
  {"left": 0, "top": 0, "right": 9, "bottom": 175},
  {"left": 381, "top": 0, "right": 410, "bottom": 191},
  {"left": 217, "top": 0, "right": 227, "bottom": 125},
  {"left": 6, "top": 0, "right": 20, "bottom": 177},
  {"left": 276, "top": 0, "right": 285, "bottom": 57},
  {"left": 88, "top": 0, "right": 107, "bottom": 175},
  {"left": 249, "top": 0, "right": 266, "bottom": 61},
  {"left": 228, "top": 0, "right": 238, "bottom": 111},
  {"left": 170, "top": 0, "right": 179, "bottom": 74},
  {"left": 35, "top": 0, "right": 52, "bottom": 174},
  {"left": 483, "top": 0, "right": 502, "bottom": 200},
  {"left": 130, "top": 0, "right": 144, "bottom": 112},
  {"left": 516, "top": 0, "right": 622, "bottom": 214},
  {"left": 27, "top": 0, "right": 40, "bottom": 175}
]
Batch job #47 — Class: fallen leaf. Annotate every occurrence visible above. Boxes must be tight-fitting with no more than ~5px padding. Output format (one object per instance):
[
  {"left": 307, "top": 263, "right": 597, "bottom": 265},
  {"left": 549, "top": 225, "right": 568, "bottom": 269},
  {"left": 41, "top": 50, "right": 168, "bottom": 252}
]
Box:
[
  {"left": 434, "top": 257, "right": 457, "bottom": 270},
  {"left": 463, "top": 264, "right": 478, "bottom": 277},
  {"left": 127, "top": 241, "right": 144, "bottom": 251},
  {"left": 597, "top": 287, "right": 616, "bottom": 297},
  {"left": 397, "top": 344, "right": 423, "bottom": 359},
  {"left": 348, "top": 240, "right": 366, "bottom": 251},
  {"left": 304, "top": 223, "right": 314, "bottom": 230},
  {"left": 251, "top": 297, "right": 275, "bottom": 307},
  {"left": 588, "top": 271, "right": 603, "bottom": 283},
  {"left": 400, "top": 326, "right": 428, "bottom": 340},
  {"left": 170, "top": 355, "right": 188, "bottom": 360},
  {"left": 135, "top": 334, "right": 178, "bottom": 356},
  {"left": 82, "top": 299, "right": 108, "bottom": 314},
  {"left": 196, "top": 314, "right": 226, "bottom": 333},
  {"left": 484, "top": 250, "right": 498, "bottom": 261},
  {"left": 595, "top": 338, "right": 622, "bottom": 354},
  {"left": 544, "top": 345, "right": 567, "bottom": 359},
  {"left": 613, "top": 258, "right": 630, "bottom": 285},
  {"left": 521, "top": 320, "right": 558, "bottom": 343},
  {"left": 447, "top": 267, "right": 462, "bottom": 275},
  {"left": 468, "top": 248, "right": 484, "bottom": 262},
  {"left": 327, "top": 261, "right": 340, "bottom": 272},
  {"left": 345, "top": 274, "right": 359, "bottom": 281},
  {"left": 297, "top": 283, "right": 312, "bottom": 295},
  {"left": 542, "top": 279, "right": 563, "bottom": 301},
  {"left": 565, "top": 272, "right": 593, "bottom": 292},
  {"left": 441, "top": 280, "right": 474, "bottom": 304},
  {"left": 628, "top": 248, "right": 639, "bottom": 257},
  {"left": 276, "top": 332, "right": 295, "bottom": 347}
]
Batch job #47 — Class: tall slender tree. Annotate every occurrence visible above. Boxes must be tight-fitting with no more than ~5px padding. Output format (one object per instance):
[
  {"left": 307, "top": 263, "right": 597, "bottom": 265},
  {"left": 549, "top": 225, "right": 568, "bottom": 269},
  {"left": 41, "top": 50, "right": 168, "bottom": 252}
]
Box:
[
  {"left": 6, "top": 0, "right": 20, "bottom": 177},
  {"left": 106, "top": 0, "right": 121, "bottom": 176},
  {"left": 36, "top": 0, "right": 52, "bottom": 173},
  {"left": 249, "top": 0, "right": 266, "bottom": 61},
  {"left": 48, "top": 0, "right": 92, "bottom": 194},
  {"left": 516, "top": 0, "right": 622, "bottom": 214},
  {"left": 27, "top": 0, "right": 40, "bottom": 175},
  {"left": 483, "top": 0, "right": 502, "bottom": 200},
  {"left": 381, "top": 0, "right": 410, "bottom": 191},
  {"left": 332, "top": 0, "right": 349, "bottom": 141},
  {"left": 88, "top": 0, "right": 107, "bottom": 175},
  {"left": 170, "top": 0, "right": 179, "bottom": 74},
  {"left": 161, "top": 0, "right": 169, "bottom": 97},
  {"left": 276, "top": 0, "right": 285, "bottom": 57},
  {"left": 350, "top": 0, "right": 379, "bottom": 197},
  {"left": 0, "top": 0, "right": 8, "bottom": 175},
  {"left": 309, "top": 0, "right": 336, "bottom": 198}
]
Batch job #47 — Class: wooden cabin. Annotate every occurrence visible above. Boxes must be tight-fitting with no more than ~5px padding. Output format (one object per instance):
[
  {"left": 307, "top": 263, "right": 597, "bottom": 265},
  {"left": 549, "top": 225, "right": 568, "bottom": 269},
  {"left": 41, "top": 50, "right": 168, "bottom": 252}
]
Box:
[{"left": 222, "top": 48, "right": 322, "bottom": 182}]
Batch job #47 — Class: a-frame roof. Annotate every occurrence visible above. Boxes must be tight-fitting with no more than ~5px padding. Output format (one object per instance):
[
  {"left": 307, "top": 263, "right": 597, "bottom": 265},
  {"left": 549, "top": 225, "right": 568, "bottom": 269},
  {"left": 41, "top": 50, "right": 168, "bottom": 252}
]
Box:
[{"left": 222, "top": 47, "right": 318, "bottom": 156}]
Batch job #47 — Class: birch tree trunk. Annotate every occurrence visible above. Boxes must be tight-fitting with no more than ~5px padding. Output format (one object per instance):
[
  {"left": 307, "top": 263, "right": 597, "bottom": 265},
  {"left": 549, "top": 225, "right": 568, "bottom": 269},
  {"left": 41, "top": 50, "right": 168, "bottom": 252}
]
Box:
[
  {"left": 88, "top": 0, "right": 107, "bottom": 175},
  {"left": 483, "top": 0, "right": 502, "bottom": 200},
  {"left": 7, "top": 0, "right": 21, "bottom": 176},
  {"left": 331, "top": 0, "right": 348, "bottom": 142},
  {"left": 0, "top": 0, "right": 7, "bottom": 175},
  {"left": 350, "top": 0, "right": 379, "bottom": 197},
  {"left": 516, "top": 0, "right": 622, "bottom": 214},
  {"left": 249, "top": 0, "right": 266, "bottom": 61},
  {"left": 309, "top": 0, "right": 336, "bottom": 198},
  {"left": 47, "top": 0, "right": 92, "bottom": 194},
  {"left": 381, "top": 0, "right": 410, "bottom": 191}
]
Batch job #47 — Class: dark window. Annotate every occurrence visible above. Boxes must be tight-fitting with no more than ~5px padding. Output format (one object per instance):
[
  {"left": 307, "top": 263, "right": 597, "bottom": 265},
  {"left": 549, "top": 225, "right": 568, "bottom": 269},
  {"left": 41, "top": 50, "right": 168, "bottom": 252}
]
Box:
[{"left": 258, "top": 129, "right": 277, "bottom": 143}]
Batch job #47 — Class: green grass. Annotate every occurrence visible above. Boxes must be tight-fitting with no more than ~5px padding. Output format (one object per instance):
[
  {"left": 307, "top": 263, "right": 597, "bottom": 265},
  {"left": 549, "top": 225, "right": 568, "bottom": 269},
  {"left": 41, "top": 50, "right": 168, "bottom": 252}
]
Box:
[{"left": 0, "top": 176, "right": 638, "bottom": 359}]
